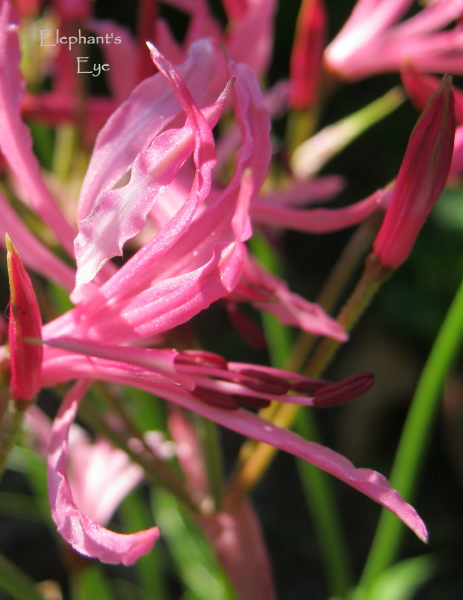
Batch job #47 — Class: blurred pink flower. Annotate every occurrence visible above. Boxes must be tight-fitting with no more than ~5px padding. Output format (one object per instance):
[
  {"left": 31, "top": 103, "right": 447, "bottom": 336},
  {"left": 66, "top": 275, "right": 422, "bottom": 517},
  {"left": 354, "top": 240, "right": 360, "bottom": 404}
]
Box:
[
  {"left": 290, "top": 0, "right": 326, "bottom": 109},
  {"left": 325, "top": 0, "right": 463, "bottom": 81}
]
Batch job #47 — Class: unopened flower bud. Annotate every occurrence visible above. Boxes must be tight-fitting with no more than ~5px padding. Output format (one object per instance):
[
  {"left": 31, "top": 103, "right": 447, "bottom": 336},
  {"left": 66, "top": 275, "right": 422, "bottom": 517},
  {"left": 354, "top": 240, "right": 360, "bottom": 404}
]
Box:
[
  {"left": 6, "top": 235, "right": 42, "bottom": 402},
  {"left": 290, "top": 0, "right": 326, "bottom": 110},
  {"left": 373, "top": 75, "right": 455, "bottom": 269}
]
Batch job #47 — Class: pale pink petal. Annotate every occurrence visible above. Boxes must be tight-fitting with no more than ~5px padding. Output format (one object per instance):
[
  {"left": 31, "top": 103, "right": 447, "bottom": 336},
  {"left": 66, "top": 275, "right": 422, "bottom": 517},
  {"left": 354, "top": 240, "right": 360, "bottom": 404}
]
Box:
[
  {"left": 65, "top": 60, "right": 270, "bottom": 341},
  {"left": 74, "top": 73, "right": 231, "bottom": 288},
  {"left": 24, "top": 405, "right": 53, "bottom": 458},
  {"left": 198, "top": 500, "right": 277, "bottom": 600},
  {"left": 234, "top": 255, "right": 347, "bottom": 340},
  {"left": 86, "top": 19, "right": 138, "bottom": 102},
  {"left": 77, "top": 39, "right": 228, "bottom": 220},
  {"left": 224, "top": 0, "right": 277, "bottom": 76},
  {"left": 21, "top": 91, "right": 118, "bottom": 131},
  {"left": 256, "top": 176, "right": 345, "bottom": 207},
  {"left": 0, "top": 0, "right": 75, "bottom": 256},
  {"left": 44, "top": 337, "right": 195, "bottom": 389},
  {"left": 168, "top": 406, "right": 210, "bottom": 502},
  {"left": 154, "top": 18, "right": 187, "bottom": 64},
  {"left": 392, "top": 0, "right": 463, "bottom": 37},
  {"left": 48, "top": 380, "right": 160, "bottom": 565},
  {"left": 325, "top": 0, "right": 413, "bottom": 61},
  {"left": 325, "top": 0, "right": 463, "bottom": 80},
  {"left": 450, "top": 125, "right": 463, "bottom": 176},
  {"left": 0, "top": 191, "right": 75, "bottom": 291},
  {"left": 67, "top": 432, "right": 144, "bottom": 525},
  {"left": 184, "top": 0, "right": 224, "bottom": 47},
  {"left": 250, "top": 187, "right": 383, "bottom": 232},
  {"left": 26, "top": 404, "right": 145, "bottom": 526}
]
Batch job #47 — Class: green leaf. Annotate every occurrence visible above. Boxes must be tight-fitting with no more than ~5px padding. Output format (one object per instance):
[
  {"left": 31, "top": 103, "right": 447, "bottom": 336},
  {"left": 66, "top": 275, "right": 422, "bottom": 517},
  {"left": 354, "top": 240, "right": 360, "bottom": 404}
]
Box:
[
  {"left": 433, "top": 188, "right": 463, "bottom": 231},
  {"left": 72, "top": 564, "right": 115, "bottom": 600},
  {"left": 119, "top": 490, "right": 167, "bottom": 600},
  {"left": 0, "top": 553, "right": 45, "bottom": 600},
  {"left": 152, "top": 489, "right": 238, "bottom": 600},
  {"left": 364, "top": 555, "right": 435, "bottom": 600}
]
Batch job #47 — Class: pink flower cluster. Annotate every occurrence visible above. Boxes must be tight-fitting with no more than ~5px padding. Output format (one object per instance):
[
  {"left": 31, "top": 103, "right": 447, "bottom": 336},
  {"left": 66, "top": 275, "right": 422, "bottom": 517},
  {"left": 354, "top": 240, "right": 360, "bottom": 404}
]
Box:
[{"left": 2, "top": 0, "right": 459, "bottom": 569}]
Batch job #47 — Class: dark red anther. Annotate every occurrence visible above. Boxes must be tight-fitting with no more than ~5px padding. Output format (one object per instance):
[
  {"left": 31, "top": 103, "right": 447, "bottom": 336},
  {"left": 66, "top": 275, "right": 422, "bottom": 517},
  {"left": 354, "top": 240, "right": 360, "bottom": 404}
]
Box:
[
  {"left": 233, "top": 395, "right": 272, "bottom": 409},
  {"left": 176, "top": 350, "right": 228, "bottom": 370},
  {"left": 191, "top": 387, "right": 239, "bottom": 410},
  {"left": 238, "top": 369, "right": 290, "bottom": 395},
  {"left": 289, "top": 378, "right": 333, "bottom": 393},
  {"left": 312, "top": 372, "right": 374, "bottom": 408}
]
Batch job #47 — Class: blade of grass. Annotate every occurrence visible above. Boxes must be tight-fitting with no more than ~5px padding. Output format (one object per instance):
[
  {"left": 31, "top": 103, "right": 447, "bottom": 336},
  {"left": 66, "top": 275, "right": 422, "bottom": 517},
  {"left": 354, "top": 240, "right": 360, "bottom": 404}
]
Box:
[
  {"left": 71, "top": 564, "right": 115, "bottom": 600},
  {"left": 247, "top": 233, "right": 353, "bottom": 595},
  {"left": 295, "top": 409, "right": 352, "bottom": 595},
  {"left": 152, "top": 488, "right": 239, "bottom": 600},
  {"left": 356, "top": 270, "right": 463, "bottom": 598},
  {"left": 119, "top": 490, "right": 167, "bottom": 600}
]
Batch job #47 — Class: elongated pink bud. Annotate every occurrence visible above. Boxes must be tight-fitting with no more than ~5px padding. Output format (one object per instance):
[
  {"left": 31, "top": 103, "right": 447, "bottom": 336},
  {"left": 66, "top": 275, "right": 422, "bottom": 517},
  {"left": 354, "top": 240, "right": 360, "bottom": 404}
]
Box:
[
  {"left": 6, "top": 235, "right": 42, "bottom": 402},
  {"left": 290, "top": 0, "right": 326, "bottom": 110},
  {"left": 312, "top": 372, "right": 374, "bottom": 408},
  {"left": 373, "top": 75, "right": 455, "bottom": 270}
]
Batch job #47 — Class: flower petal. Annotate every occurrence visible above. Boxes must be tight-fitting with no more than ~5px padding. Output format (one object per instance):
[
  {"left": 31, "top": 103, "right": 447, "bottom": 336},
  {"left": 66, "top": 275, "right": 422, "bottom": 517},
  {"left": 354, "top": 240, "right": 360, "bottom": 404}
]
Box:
[
  {"left": 48, "top": 380, "right": 160, "bottom": 565},
  {"left": 41, "top": 361, "right": 427, "bottom": 543},
  {"left": 233, "top": 255, "right": 348, "bottom": 341},
  {"left": 250, "top": 188, "right": 385, "bottom": 233},
  {"left": 74, "top": 69, "right": 231, "bottom": 288},
  {"left": 77, "top": 38, "right": 228, "bottom": 220},
  {"left": 0, "top": 191, "right": 75, "bottom": 291},
  {"left": 0, "top": 0, "right": 75, "bottom": 255}
]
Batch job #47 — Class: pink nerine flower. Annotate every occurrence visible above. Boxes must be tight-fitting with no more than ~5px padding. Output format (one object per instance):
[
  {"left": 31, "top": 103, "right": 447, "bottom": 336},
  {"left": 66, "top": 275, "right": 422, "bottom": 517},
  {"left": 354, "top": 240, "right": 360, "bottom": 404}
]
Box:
[
  {"left": 0, "top": 0, "right": 428, "bottom": 564},
  {"left": 373, "top": 75, "right": 455, "bottom": 270},
  {"left": 324, "top": 0, "right": 463, "bottom": 81}
]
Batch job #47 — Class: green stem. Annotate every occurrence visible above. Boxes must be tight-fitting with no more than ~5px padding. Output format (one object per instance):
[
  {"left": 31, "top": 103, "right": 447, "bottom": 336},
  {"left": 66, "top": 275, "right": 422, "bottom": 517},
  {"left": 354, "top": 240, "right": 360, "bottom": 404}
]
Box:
[
  {"left": 295, "top": 410, "right": 353, "bottom": 596},
  {"left": 240, "top": 234, "right": 354, "bottom": 594},
  {"left": 291, "top": 87, "right": 404, "bottom": 178},
  {"left": 78, "top": 398, "right": 198, "bottom": 513},
  {"left": 0, "top": 399, "right": 27, "bottom": 480},
  {"left": 287, "top": 214, "right": 383, "bottom": 374},
  {"left": 356, "top": 270, "right": 463, "bottom": 598},
  {"left": 305, "top": 266, "right": 383, "bottom": 378},
  {"left": 194, "top": 415, "right": 224, "bottom": 510}
]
